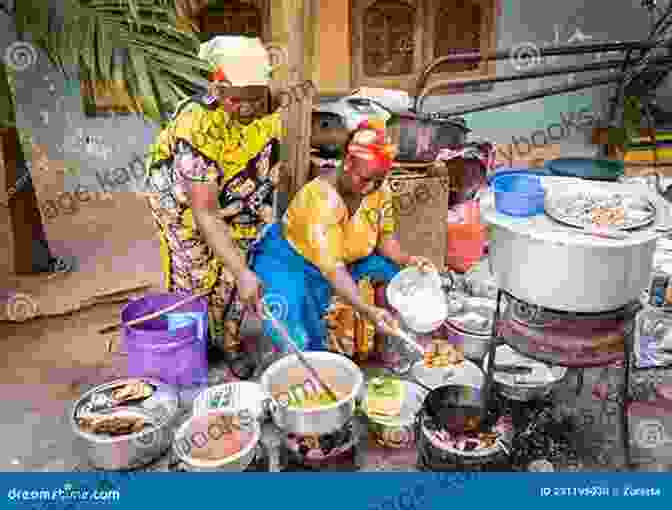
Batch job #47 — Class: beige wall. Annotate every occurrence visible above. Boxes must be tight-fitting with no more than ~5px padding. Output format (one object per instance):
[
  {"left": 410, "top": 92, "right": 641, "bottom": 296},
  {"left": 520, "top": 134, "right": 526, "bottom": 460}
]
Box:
[{"left": 310, "top": 0, "right": 351, "bottom": 95}]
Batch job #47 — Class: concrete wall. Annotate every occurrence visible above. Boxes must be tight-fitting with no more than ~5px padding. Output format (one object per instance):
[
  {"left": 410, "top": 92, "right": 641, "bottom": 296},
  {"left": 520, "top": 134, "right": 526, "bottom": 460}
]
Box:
[{"left": 0, "top": 0, "right": 655, "bottom": 209}]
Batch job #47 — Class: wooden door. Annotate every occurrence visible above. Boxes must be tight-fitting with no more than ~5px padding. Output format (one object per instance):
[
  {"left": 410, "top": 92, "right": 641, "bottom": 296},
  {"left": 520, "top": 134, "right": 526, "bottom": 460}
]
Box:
[{"left": 0, "top": 128, "right": 43, "bottom": 275}]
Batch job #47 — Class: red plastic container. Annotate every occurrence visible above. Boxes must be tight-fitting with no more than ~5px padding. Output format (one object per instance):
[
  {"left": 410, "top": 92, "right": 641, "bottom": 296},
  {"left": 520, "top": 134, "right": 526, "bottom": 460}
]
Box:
[
  {"left": 445, "top": 200, "right": 486, "bottom": 273},
  {"left": 445, "top": 223, "right": 487, "bottom": 273}
]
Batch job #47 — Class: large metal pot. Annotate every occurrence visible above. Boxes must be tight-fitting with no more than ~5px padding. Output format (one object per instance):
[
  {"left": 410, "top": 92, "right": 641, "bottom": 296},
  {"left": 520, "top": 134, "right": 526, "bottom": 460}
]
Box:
[
  {"left": 70, "top": 378, "right": 179, "bottom": 470},
  {"left": 488, "top": 223, "right": 656, "bottom": 312},
  {"left": 259, "top": 352, "right": 364, "bottom": 436},
  {"left": 482, "top": 180, "right": 661, "bottom": 312}
]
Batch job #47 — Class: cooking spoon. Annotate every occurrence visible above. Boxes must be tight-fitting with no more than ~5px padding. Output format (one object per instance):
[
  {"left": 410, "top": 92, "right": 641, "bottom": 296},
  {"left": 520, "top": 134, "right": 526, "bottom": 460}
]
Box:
[{"left": 260, "top": 300, "right": 340, "bottom": 403}]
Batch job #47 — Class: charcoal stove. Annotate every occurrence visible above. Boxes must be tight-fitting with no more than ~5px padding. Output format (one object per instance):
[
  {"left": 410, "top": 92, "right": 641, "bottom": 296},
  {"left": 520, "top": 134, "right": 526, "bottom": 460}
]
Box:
[
  {"left": 500, "top": 295, "right": 639, "bottom": 368},
  {"left": 483, "top": 288, "right": 643, "bottom": 468}
]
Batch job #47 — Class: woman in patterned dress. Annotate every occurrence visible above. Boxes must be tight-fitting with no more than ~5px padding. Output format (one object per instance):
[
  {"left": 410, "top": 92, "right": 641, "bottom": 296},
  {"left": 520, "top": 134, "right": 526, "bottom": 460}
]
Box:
[
  {"left": 144, "top": 36, "right": 283, "bottom": 363},
  {"left": 250, "top": 121, "right": 435, "bottom": 352}
]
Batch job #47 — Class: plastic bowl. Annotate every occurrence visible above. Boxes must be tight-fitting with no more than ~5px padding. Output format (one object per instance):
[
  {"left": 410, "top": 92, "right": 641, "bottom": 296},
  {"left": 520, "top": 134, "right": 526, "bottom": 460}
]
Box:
[{"left": 492, "top": 174, "right": 545, "bottom": 217}]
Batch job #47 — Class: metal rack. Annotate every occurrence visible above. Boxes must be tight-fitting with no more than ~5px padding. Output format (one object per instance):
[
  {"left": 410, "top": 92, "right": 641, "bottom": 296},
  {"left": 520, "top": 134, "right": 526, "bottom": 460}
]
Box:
[
  {"left": 481, "top": 288, "right": 642, "bottom": 469},
  {"left": 412, "top": 0, "right": 672, "bottom": 155}
]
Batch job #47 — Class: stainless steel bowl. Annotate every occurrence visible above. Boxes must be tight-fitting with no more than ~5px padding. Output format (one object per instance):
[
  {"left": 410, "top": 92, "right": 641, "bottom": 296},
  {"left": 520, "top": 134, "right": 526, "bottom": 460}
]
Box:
[
  {"left": 70, "top": 378, "right": 179, "bottom": 470},
  {"left": 483, "top": 346, "right": 567, "bottom": 401},
  {"left": 172, "top": 409, "right": 261, "bottom": 472},
  {"left": 259, "top": 352, "right": 364, "bottom": 435},
  {"left": 445, "top": 295, "right": 496, "bottom": 361}
]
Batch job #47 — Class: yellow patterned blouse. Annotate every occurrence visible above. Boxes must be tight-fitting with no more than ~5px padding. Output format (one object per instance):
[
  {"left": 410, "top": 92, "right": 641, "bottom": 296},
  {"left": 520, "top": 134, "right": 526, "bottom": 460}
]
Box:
[{"left": 282, "top": 177, "right": 397, "bottom": 278}]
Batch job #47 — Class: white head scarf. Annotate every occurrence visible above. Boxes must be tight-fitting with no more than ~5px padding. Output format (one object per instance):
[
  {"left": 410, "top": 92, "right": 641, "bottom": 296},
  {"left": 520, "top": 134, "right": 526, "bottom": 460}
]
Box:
[{"left": 198, "top": 36, "right": 271, "bottom": 86}]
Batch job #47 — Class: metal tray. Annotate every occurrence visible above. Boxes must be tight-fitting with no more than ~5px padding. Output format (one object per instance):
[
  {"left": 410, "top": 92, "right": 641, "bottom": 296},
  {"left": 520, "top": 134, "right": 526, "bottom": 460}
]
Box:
[{"left": 544, "top": 189, "right": 656, "bottom": 231}]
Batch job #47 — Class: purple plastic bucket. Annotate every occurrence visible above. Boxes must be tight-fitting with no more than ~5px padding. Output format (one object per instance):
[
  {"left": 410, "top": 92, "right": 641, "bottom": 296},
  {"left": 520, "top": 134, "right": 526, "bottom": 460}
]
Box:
[{"left": 121, "top": 293, "right": 209, "bottom": 387}]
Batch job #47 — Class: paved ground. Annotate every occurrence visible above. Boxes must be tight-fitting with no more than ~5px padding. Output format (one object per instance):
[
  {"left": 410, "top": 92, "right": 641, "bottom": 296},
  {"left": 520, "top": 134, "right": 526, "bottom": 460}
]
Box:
[{"left": 1, "top": 301, "right": 671, "bottom": 473}]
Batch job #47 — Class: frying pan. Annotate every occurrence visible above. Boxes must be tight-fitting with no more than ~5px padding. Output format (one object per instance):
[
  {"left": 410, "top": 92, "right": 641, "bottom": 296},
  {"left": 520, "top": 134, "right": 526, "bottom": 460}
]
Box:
[{"left": 421, "top": 384, "right": 485, "bottom": 434}]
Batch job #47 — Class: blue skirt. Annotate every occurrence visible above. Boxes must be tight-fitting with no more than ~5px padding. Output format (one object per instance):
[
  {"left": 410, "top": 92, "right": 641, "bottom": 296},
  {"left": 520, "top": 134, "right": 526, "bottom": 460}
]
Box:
[{"left": 249, "top": 223, "right": 401, "bottom": 351}]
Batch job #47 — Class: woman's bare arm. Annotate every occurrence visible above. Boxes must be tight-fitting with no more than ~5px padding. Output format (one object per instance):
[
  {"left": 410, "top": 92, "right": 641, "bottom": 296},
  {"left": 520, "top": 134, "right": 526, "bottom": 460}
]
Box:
[{"left": 190, "top": 181, "right": 247, "bottom": 278}]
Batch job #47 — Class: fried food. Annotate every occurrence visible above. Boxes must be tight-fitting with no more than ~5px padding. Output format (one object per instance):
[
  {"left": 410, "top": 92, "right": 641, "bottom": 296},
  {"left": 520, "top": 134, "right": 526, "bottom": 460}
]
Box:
[
  {"left": 77, "top": 414, "right": 146, "bottom": 436},
  {"left": 110, "top": 380, "right": 153, "bottom": 402},
  {"left": 424, "top": 340, "right": 464, "bottom": 368}
]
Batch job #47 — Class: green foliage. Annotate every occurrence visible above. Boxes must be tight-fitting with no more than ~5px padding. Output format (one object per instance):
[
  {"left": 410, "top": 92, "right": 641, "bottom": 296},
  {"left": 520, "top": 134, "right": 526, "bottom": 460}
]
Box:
[{"left": 12, "top": 0, "right": 211, "bottom": 123}]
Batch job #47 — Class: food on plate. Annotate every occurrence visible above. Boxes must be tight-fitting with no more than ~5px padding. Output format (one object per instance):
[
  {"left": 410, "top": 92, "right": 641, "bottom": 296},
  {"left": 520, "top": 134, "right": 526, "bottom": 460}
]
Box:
[
  {"left": 188, "top": 414, "right": 255, "bottom": 461},
  {"left": 110, "top": 380, "right": 153, "bottom": 402},
  {"left": 77, "top": 414, "right": 146, "bottom": 436},
  {"left": 591, "top": 206, "right": 625, "bottom": 226},
  {"left": 552, "top": 191, "right": 654, "bottom": 229},
  {"left": 424, "top": 340, "right": 464, "bottom": 368}
]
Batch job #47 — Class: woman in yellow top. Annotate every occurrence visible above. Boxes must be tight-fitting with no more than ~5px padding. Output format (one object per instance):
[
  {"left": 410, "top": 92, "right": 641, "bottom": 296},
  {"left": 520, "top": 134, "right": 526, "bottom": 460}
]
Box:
[
  {"left": 145, "top": 36, "right": 282, "bottom": 362},
  {"left": 250, "top": 121, "right": 434, "bottom": 351}
]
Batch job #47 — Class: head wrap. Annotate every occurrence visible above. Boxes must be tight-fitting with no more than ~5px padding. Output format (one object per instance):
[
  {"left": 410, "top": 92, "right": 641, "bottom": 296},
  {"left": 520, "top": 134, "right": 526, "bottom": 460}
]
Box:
[
  {"left": 346, "top": 120, "right": 398, "bottom": 176},
  {"left": 198, "top": 36, "right": 271, "bottom": 85}
]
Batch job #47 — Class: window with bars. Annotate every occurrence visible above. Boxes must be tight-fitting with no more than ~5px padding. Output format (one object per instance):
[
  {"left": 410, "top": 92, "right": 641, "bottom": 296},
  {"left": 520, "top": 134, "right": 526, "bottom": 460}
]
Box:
[{"left": 351, "top": 0, "right": 498, "bottom": 94}]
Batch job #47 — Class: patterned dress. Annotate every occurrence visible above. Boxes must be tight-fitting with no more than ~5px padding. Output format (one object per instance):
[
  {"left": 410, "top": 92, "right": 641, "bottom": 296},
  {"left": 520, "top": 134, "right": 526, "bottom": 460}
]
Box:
[{"left": 144, "top": 97, "right": 282, "bottom": 353}]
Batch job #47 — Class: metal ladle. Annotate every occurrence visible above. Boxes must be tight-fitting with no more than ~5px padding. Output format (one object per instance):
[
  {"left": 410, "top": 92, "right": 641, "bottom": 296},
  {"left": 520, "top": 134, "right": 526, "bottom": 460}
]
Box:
[{"left": 260, "top": 299, "right": 340, "bottom": 403}]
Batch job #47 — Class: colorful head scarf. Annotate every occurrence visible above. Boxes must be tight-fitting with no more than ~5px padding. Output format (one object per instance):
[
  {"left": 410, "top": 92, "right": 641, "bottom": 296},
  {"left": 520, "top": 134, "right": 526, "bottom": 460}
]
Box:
[
  {"left": 346, "top": 120, "right": 398, "bottom": 176},
  {"left": 198, "top": 36, "right": 271, "bottom": 85}
]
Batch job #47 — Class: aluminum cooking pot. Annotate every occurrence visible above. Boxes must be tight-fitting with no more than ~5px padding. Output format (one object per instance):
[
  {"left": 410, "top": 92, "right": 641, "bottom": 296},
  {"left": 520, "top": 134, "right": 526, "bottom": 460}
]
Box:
[
  {"left": 259, "top": 352, "right": 364, "bottom": 436},
  {"left": 482, "top": 180, "right": 661, "bottom": 312},
  {"left": 70, "top": 378, "right": 179, "bottom": 470}
]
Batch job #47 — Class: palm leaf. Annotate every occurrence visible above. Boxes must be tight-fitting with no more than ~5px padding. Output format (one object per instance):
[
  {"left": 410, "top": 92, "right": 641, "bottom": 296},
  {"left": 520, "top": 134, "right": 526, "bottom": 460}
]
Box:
[{"left": 10, "top": 0, "right": 210, "bottom": 123}]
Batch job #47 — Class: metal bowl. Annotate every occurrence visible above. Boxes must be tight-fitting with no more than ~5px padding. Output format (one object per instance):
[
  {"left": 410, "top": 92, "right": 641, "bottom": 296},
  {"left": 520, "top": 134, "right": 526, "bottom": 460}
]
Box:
[
  {"left": 259, "top": 352, "right": 364, "bottom": 436},
  {"left": 387, "top": 267, "right": 448, "bottom": 333},
  {"left": 445, "top": 295, "right": 496, "bottom": 360},
  {"left": 70, "top": 378, "right": 179, "bottom": 470},
  {"left": 172, "top": 409, "right": 260, "bottom": 472},
  {"left": 483, "top": 346, "right": 567, "bottom": 401},
  {"left": 361, "top": 379, "right": 427, "bottom": 449}
]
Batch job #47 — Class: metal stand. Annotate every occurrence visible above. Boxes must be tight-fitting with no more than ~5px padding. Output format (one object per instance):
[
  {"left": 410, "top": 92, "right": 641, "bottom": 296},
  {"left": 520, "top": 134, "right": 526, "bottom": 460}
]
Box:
[{"left": 482, "top": 288, "right": 638, "bottom": 469}]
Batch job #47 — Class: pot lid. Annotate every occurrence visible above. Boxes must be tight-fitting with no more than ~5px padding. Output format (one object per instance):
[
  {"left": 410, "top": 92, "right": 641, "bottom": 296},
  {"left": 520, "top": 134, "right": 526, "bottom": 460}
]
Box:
[{"left": 445, "top": 295, "right": 496, "bottom": 336}]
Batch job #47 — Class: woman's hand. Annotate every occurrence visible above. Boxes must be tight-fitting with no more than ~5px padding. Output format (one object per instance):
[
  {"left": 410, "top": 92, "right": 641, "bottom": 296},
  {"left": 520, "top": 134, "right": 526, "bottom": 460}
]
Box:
[
  {"left": 406, "top": 256, "right": 436, "bottom": 273},
  {"left": 236, "top": 269, "right": 264, "bottom": 315},
  {"left": 364, "top": 305, "right": 400, "bottom": 338}
]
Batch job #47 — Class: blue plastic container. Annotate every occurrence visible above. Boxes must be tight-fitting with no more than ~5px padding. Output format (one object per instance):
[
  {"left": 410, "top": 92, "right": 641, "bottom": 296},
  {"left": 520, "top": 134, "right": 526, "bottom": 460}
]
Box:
[
  {"left": 492, "top": 173, "right": 546, "bottom": 217},
  {"left": 487, "top": 167, "right": 550, "bottom": 185}
]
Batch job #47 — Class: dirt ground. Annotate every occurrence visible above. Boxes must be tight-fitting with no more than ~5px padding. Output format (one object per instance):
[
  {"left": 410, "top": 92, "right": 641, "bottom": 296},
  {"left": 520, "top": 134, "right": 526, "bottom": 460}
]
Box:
[{"left": 1, "top": 193, "right": 670, "bottom": 472}]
